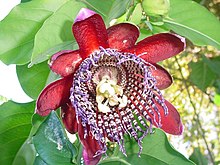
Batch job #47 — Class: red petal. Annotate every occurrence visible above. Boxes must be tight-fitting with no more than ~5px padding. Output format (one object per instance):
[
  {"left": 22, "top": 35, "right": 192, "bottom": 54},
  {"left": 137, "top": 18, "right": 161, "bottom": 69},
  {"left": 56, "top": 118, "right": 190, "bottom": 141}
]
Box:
[
  {"left": 35, "top": 75, "right": 73, "bottom": 116},
  {"left": 72, "top": 13, "right": 108, "bottom": 59},
  {"left": 107, "top": 23, "right": 139, "bottom": 50},
  {"left": 151, "top": 64, "right": 172, "bottom": 90},
  {"left": 61, "top": 102, "right": 78, "bottom": 134},
  {"left": 78, "top": 120, "right": 101, "bottom": 165},
  {"left": 154, "top": 100, "right": 183, "bottom": 135},
  {"left": 125, "top": 33, "right": 185, "bottom": 63},
  {"left": 49, "top": 50, "right": 82, "bottom": 77}
]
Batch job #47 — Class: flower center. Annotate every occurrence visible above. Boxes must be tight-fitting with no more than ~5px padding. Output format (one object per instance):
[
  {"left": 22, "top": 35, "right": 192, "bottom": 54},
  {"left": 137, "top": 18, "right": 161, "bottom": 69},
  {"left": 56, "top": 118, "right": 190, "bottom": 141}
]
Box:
[
  {"left": 70, "top": 47, "right": 168, "bottom": 157},
  {"left": 95, "top": 74, "right": 128, "bottom": 113}
]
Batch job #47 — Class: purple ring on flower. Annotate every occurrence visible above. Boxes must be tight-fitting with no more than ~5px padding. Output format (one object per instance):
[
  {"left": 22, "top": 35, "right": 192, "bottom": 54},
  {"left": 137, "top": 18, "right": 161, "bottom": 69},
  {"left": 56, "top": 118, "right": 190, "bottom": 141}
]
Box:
[{"left": 36, "top": 8, "right": 185, "bottom": 165}]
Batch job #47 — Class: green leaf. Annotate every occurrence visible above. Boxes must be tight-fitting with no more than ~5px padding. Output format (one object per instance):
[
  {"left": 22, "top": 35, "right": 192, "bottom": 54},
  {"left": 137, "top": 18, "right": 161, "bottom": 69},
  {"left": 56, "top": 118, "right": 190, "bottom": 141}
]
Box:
[
  {"left": 214, "top": 94, "right": 220, "bottom": 106},
  {"left": 34, "top": 156, "right": 48, "bottom": 165},
  {"left": 30, "top": 113, "right": 47, "bottom": 138},
  {"left": 101, "top": 129, "right": 194, "bottom": 165},
  {"left": 80, "top": 0, "right": 132, "bottom": 25},
  {"left": 16, "top": 61, "right": 59, "bottom": 100},
  {"left": 0, "top": 101, "right": 35, "bottom": 165},
  {"left": 202, "top": 56, "right": 220, "bottom": 77},
  {"left": 189, "top": 58, "right": 216, "bottom": 91},
  {"left": 0, "top": 0, "right": 71, "bottom": 65},
  {"left": 189, "top": 148, "right": 208, "bottom": 165},
  {"left": 21, "top": 0, "right": 32, "bottom": 2},
  {"left": 99, "top": 157, "right": 130, "bottom": 165},
  {"left": 30, "top": 1, "right": 85, "bottom": 65},
  {"left": 0, "top": 95, "right": 8, "bottom": 104},
  {"left": 33, "top": 111, "right": 77, "bottom": 165},
  {"left": 30, "top": 41, "right": 79, "bottom": 67},
  {"left": 12, "top": 139, "right": 36, "bottom": 165},
  {"left": 163, "top": 0, "right": 220, "bottom": 49},
  {"left": 129, "top": 3, "right": 142, "bottom": 25}
]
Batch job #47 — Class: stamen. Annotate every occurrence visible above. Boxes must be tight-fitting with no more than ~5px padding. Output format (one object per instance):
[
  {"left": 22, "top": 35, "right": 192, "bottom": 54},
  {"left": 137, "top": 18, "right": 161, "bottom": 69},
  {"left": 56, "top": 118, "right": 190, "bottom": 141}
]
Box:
[{"left": 70, "top": 47, "right": 168, "bottom": 158}]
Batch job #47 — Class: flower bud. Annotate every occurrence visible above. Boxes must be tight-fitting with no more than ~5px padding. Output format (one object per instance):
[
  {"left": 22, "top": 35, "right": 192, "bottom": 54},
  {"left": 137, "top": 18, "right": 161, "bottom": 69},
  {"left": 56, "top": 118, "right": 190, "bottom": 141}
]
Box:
[{"left": 142, "top": 0, "right": 170, "bottom": 17}]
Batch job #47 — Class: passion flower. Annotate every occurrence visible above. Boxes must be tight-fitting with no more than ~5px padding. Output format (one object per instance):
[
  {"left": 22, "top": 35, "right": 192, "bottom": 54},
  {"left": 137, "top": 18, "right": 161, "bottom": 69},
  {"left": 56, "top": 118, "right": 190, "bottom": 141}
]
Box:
[{"left": 36, "top": 8, "right": 185, "bottom": 165}]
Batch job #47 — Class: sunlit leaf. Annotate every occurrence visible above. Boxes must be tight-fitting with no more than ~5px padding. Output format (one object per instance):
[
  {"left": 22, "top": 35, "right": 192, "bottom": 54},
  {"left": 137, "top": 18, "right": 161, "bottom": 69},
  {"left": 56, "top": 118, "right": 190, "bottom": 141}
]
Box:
[
  {"left": 31, "top": 41, "right": 78, "bottom": 67},
  {"left": 0, "top": 0, "right": 70, "bottom": 65},
  {"left": 214, "top": 94, "right": 220, "bottom": 106},
  {"left": 164, "top": 0, "right": 220, "bottom": 49},
  {"left": 0, "top": 101, "right": 35, "bottom": 165},
  {"left": 33, "top": 111, "right": 77, "bottom": 165},
  {"left": 30, "top": 1, "right": 85, "bottom": 65},
  {"left": 129, "top": 3, "right": 142, "bottom": 25},
  {"left": 80, "top": 0, "right": 132, "bottom": 25}
]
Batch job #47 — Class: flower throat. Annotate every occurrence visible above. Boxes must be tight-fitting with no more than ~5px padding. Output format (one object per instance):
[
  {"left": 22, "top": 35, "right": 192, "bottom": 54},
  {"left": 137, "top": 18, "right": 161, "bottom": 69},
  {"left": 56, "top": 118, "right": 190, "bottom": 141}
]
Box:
[{"left": 70, "top": 47, "right": 168, "bottom": 157}]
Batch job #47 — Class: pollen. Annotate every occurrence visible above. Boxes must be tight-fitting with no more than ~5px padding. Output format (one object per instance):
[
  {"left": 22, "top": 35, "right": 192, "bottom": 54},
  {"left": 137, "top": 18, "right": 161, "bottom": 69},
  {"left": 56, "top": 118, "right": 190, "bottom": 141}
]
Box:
[{"left": 96, "top": 75, "right": 127, "bottom": 113}]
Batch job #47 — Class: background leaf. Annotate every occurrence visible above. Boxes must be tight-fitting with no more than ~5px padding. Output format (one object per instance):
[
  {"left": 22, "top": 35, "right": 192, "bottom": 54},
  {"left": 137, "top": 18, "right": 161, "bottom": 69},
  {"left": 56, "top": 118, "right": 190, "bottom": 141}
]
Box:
[
  {"left": 16, "top": 61, "right": 58, "bottom": 100},
  {"left": 100, "top": 129, "right": 195, "bottom": 165},
  {"left": 0, "top": 101, "right": 35, "bottom": 165},
  {"left": 163, "top": 0, "right": 220, "bottom": 49},
  {"left": 189, "top": 58, "right": 216, "bottom": 91},
  {"left": 30, "top": 0, "right": 85, "bottom": 65},
  {"left": 189, "top": 148, "right": 208, "bottom": 165},
  {"left": 80, "top": 0, "right": 132, "bottom": 25},
  {"left": 214, "top": 94, "right": 220, "bottom": 106},
  {"left": 33, "top": 111, "right": 77, "bottom": 165},
  {"left": 189, "top": 55, "right": 220, "bottom": 92},
  {"left": 0, "top": 0, "right": 70, "bottom": 65}
]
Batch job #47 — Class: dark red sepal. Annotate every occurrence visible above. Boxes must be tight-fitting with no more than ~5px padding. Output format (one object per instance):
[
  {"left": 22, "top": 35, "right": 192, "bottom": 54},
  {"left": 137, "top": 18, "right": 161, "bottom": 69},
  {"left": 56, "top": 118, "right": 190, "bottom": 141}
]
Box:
[
  {"left": 154, "top": 100, "right": 183, "bottom": 135},
  {"left": 125, "top": 33, "right": 185, "bottom": 63},
  {"left": 107, "top": 23, "right": 139, "bottom": 50},
  {"left": 49, "top": 50, "right": 82, "bottom": 77},
  {"left": 72, "top": 13, "right": 108, "bottom": 59},
  {"left": 35, "top": 75, "right": 73, "bottom": 116},
  {"left": 151, "top": 64, "right": 173, "bottom": 90},
  {"left": 61, "top": 102, "right": 78, "bottom": 134}
]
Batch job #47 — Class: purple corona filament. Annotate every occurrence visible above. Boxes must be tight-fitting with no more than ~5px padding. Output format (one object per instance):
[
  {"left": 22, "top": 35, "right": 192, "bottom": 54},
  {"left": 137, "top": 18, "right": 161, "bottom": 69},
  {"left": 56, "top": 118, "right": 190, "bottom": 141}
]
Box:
[{"left": 70, "top": 47, "right": 168, "bottom": 157}]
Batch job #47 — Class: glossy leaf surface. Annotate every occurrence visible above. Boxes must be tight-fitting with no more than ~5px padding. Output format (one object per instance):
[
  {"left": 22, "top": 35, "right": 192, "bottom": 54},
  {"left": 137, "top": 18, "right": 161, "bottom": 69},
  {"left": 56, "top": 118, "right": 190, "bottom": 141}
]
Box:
[
  {"left": 31, "top": 0, "right": 85, "bottom": 65},
  {"left": 0, "top": 0, "right": 70, "bottom": 65},
  {"left": 33, "top": 111, "right": 77, "bottom": 165},
  {"left": 0, "top": 101, "right": 35, "bottom": 165},
  {"left": 164, "top": 0, "right": 220, "bottom": 49}
]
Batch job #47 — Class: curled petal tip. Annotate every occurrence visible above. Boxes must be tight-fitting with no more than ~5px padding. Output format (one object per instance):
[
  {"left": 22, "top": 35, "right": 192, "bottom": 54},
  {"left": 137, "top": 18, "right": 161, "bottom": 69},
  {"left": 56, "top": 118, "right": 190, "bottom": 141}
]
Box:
[
  {"left": 172, "top": 33, "right": 186, "bottom": 49},
  {"left": 74, "top": 8, "right": 96, "bottom": 23},
  {"left": 178, "top": 121, "right": 184, "bottom": 135},
  {"left": 49, "top": 50, "right": 74, "bottom": 64}
]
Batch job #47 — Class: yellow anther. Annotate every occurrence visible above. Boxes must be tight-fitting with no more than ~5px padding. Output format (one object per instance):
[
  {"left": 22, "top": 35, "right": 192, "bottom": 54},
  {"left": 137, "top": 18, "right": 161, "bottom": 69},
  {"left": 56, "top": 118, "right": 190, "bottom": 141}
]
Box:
[
  {"left": 119, "top": 95, "right": 128, "bottom": 108},
  {"left": 96, "top": 75, "right": 127, "bottom": 113}
]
